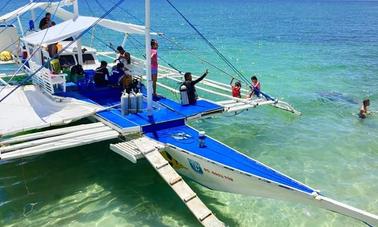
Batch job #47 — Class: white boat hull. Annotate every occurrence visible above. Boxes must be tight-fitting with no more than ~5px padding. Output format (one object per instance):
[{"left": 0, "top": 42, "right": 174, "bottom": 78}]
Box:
[{"left": 162, "top": 145, "right": 378, "bottom": 226}]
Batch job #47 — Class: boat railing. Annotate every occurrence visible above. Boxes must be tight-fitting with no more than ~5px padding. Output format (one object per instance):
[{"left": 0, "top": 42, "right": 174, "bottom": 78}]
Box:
[
  {"left": 29, "top": 61, "right": 67, "bottom": 96},
  {"left": 96, "top": 52, "right": 300, "bottom": 114}
]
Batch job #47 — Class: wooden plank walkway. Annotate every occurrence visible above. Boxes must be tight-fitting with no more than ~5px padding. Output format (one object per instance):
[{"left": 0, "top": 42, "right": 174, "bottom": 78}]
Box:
[
  {"left": 110, "top": 137, "right": 225, "bottom": 227},
  {"left": 0, "top": 122, "right": 119, "bottom": 160}
]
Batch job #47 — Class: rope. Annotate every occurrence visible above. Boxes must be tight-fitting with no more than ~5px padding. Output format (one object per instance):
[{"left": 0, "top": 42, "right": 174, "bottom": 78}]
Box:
[
  {"left": 0, "top": 0, "right": 56, "bottom": 95},
  {"left": 0, "top": 1, "right": 34, "bottom": 38},
  {"left": 0, "top": 0, "right": 126, "bottom": 103},
  {"left": 158, "top": 33, "right": 236, "bottom": 78},
  {"left": 165, "top": 0, "right": 251, "bottom": 85},
  {"left": 93, "top": 0, "right": 185, "bottom": 74},
  {"left": 0, "top": 0, "right": 53, "bottom": 54},
  {"left": 164, "top": 0, "right": 283, "bottom": 103},
  {"left": 107, "top": 0, "right": 239, "bottom": 81},
  {"left": 128, "top": 34, "right": 184, "bottom": 73},
  {"left": 0, "top": 0, "right": 12, "bottom": 12}
]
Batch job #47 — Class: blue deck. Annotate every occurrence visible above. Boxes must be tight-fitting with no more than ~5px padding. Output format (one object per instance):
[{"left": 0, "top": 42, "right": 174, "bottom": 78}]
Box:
[
  {"left": 61, "top": 85, "right": 314, "bottom": 195},
  {"left": 145, "top": 125, "right": 315, "bottom": 194},
  {"left": 62, "top": 86, "right": 223, "bottom": 131}
]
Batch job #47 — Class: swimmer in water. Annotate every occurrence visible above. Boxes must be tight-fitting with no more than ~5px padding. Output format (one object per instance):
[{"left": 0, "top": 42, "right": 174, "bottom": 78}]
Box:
[{"left": 359, "top": 99, "right": 370, "bottom": 119}]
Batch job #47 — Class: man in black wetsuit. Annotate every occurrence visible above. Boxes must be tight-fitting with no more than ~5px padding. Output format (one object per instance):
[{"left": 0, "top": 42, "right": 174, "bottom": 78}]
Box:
[
  {"left": 182, "top": 69, "right": 208, "bottom": 104},
  {"left": 94, "top": 61, "right": 109, "bottom": 87}
]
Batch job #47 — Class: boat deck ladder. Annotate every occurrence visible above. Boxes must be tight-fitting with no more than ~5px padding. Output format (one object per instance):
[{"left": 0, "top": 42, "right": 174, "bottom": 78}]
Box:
[{"left": 110, "top": 137, "right": 225, "bottom": 227}]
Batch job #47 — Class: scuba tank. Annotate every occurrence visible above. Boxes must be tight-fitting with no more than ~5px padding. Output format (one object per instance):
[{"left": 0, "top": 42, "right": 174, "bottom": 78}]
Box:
[
  {"left": 198, "top": 131, "right": 206, "bottom": 148},
  {"left": 121, "top": 92, "right": 129, "bottom": 115},
  {"left": 129, "top": 92, "right": 138, "bottom": 114},
  {"left": 180, "top": 84, "right": 189, "bottom": 105},
  {"left": 136, "top": 92, "right": 143, "bottom": 113}
]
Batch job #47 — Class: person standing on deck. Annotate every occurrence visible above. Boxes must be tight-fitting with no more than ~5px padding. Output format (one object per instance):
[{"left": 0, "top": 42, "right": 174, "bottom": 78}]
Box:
[
  {"left": 151, "top": 39, "right": 159, "bottom": 97},
  {"left": 182, "top": 69, "right": 209, "bottom": 104}
]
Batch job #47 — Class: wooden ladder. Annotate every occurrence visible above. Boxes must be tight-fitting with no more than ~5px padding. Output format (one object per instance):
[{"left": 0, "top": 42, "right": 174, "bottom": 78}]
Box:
[{"left": 112, "top": 137, "right": 225, "bottom": 227}]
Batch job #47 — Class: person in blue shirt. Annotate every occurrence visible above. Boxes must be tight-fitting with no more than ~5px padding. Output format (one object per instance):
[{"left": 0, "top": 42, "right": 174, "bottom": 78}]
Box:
[{"left": 109, "top": 63, "right": 125, "bottom": 85}]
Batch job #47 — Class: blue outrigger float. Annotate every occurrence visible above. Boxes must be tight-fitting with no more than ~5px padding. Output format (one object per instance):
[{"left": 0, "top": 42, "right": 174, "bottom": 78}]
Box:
[{"left": 0, "top": 0, "right": 377, "bottom": 226}]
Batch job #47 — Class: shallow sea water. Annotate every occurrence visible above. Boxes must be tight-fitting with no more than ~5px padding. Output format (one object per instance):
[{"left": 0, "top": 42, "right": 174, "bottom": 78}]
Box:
[{"left": 0, "top": 0, "right": 377, "bottom": 226}]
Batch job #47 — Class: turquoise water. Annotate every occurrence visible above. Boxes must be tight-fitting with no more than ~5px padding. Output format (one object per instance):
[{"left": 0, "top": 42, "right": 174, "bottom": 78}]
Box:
[{"left": 1, "top": 0, "right": 378, "bottom": 226}]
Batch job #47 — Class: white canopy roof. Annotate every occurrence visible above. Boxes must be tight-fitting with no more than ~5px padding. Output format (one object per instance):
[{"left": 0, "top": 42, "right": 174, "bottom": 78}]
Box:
[
  {"left": 0, "top": 2, "right": 48, "bottom": 23},
  {"left": 22, "top": 16, "right": 100, "bottom": 45},
  {"left": 0, "top": 1, "right": 72, "bottom": 23},
  {"left": 21, "top": 15, "right": 152, "bottom": 46}
]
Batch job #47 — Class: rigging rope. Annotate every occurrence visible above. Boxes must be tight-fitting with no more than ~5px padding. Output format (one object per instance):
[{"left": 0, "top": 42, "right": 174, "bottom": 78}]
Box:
[
  {"left": 107, "top": 0, "right": 240, "bottom": 81},
  {"left": 0, "top": 0, "right": 54, "bottom": 55},
  {"left": 0, "top": 0, "right": 56, "bottom": 95},
  {"left": 164, "top": 0, "right": 280, "bottom": 101},
  {"left": 0, "top": 0, "right": 126, "bottom": 103},
  {"left": 164, "top": 0, "right": 251, "bottom": 85},
  {"left": 92, "top": 0, "right": 185, "bottom": 74},
  {"left": 0, "top": 0, "right": 12, "bottom": 11},
  {"left": 0, "top": 1, "right": 34, "bottom": 38}
]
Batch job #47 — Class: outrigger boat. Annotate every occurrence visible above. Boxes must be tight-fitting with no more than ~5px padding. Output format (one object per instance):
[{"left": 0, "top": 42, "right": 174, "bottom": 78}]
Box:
[{"left": 0, "top": 1, "right": 377, "bottom": 226}]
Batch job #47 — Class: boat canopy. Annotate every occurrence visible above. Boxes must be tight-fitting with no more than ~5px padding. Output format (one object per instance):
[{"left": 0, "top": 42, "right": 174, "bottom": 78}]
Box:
[
  {"left": 0, "top": 3, "right": 46, "bottom": 23},
  {"left": 21, "top": 16, "right": 153, "bottom": 46},
  {"left": 0, "top": 85, "right": 102, "bottom": 136},
  {"left": 0, "top": 1, "right": 70, "bottom": 23}
]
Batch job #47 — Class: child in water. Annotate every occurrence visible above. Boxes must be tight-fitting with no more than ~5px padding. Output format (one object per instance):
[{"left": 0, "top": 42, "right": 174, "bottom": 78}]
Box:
[
  {"left": 359, "top": 99, "right": 370, "bottom": 119},
  {"left": 230, "top": 78, "right": 241, "bottom": 98},
  {"left": 248, "top": 75, "right": 261, "bottom": 98}
]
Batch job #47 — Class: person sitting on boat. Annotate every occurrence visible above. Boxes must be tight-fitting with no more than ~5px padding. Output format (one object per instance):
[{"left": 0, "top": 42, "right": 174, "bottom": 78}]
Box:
[
  {"left": 109, "top": 63, "right": 125, "bottom": 85},
  {"left": 119, "top": 70, "right": 133, "bottom": 93},
  {"left": 47, "top": 22, "right": 58, "bottom": 58},
  {"left": 248, "top": 75, "right": 261, "bottom": 98},
  {"left": 182, "top": 69, "right": 209, "bottom": 104},
  {"left": 359, "top": 99, "right": 370, "bottom": 119},
  {"left": 39, "top": 12, "right": 51, "bottom": 30},
  {"left": 151, "top": 39, "right": 159, "bottom": 97},
  {"left": 115, "top": 46, "right": 131, "bottom": 66},
  {"left": 70, "top": 64, "right": 84, "bottom": 83},
  {"left": 94, "top": 61, "right": 109, "bottom": 87},
  {"left": 230, "top": 78, "right": 242, "bottom": 98}
]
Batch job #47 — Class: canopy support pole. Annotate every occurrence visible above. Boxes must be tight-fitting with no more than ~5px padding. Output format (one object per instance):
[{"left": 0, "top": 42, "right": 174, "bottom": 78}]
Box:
[
  {"left": 73, "top": 0, "right": 83, "bottom": 65},
  {"left": 145, "top": 0, "right": 153, "bottom": 116},
  {"left": 73, "top": 0, "right": 79, "bottom": 20},
  {"left": 17, "top": 16, "right": 25, "bottom": 37},
  {"left": 121, "top": 33, "right": 129, "bottom": 48},
  {"left": 30, "top": 0, "right": 36, "bottom": 23}
]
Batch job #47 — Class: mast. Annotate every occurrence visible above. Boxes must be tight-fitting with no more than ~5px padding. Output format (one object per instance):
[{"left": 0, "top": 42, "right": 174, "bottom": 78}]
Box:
[
  {"left": 145, "top": 0, "right": 153, "bottom": 115},
  {"left": 73, "top": 0, "right": 83, "bottom": 65}
]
